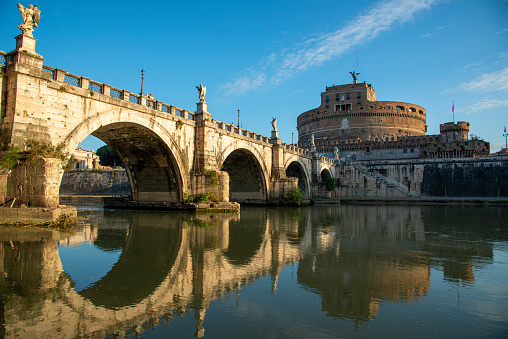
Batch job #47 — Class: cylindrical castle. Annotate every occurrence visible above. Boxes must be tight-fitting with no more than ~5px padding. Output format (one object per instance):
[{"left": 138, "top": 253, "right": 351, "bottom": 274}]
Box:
[{"left": 297, "top": 82, "right": 427, "bottom": 148}]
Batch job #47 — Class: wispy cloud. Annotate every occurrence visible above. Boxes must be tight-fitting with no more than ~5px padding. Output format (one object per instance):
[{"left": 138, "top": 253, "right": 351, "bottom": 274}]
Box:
[
  {"left": 461, "top": 97, "right": 508, "bottom": 115},
  {"left": 495, "top": 27, "right": 508, "bottom": 34},
  {"left": 221, "top": 0, "right": 437, "bottom": 96},
  {"left": 459, "top": 66, "right": 508, "bottom": 92}
]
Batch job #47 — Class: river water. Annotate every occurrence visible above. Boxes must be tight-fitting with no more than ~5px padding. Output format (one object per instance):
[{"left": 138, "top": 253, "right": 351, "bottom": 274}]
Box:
[{"left": 1, "top": 201, "right": 507, "bottom": 338}]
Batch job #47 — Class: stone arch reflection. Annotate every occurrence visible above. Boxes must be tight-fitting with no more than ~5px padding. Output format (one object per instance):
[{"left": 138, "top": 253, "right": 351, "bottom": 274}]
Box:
[
  {"left": 77, "top": 212, "right": 183, "bottom": 309},
  {"left": 223, "top": 209, "right": 267, "bottom": 266}
]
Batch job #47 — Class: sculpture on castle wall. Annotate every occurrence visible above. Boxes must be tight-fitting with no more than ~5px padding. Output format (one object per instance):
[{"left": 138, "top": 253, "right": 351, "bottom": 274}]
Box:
[
  {"left": 17, "top": 3, "right": 41, "bottom": 36},
  {"left": 334, "top": 147, "right": 340, "bottom": 160},
  {"left": 349, "top": 71, "right": 360, "bottom": 84},
  {"left": 311, "top": 134, "right": 315, "bottom": 146},
  {"left": 271, "top": 117, "right": 277, "bottom": 131},
  {"left": 196, "top": 84, "right": 206, "bottom": 103}
]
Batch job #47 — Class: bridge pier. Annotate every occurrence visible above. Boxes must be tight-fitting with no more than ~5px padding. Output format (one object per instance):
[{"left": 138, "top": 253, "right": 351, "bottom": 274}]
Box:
[{"left": 6, "top": 157, "right": 63, "bottom": 208}]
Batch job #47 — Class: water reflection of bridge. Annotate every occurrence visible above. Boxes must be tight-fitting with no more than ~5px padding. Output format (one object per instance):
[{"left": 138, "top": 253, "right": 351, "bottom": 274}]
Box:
[{"left": 0, "top": 206, "right": 498, "bottom": 337}]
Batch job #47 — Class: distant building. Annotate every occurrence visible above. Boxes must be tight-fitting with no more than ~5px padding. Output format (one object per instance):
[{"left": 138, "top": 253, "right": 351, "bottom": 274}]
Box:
[
  {"left": 72, "top": 147, "right": 100, "bottom": 169},
  {"left": 297, "top": 79, "right": 489, "bottom": 160}
]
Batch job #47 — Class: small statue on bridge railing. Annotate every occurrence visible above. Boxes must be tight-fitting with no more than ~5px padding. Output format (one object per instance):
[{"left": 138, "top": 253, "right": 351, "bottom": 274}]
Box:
[
  {"left": 17, "top": 3, "right": 41, "bottom": 37},
  {"left": 311, "top": 133, "right": 315, "bottom": 146},
  {"left": 271, "top": 117, "right": 277, "bottom": 132},
  {"left": 196, "top": 84, "right": 206, "bottom": 103},
  {"left": 334, "top": 147, "right": 340, "bottom": 160}
]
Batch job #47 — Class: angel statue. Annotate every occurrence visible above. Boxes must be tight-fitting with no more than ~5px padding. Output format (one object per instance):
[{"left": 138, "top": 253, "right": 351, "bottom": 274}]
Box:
[
  {"left": 334, "top": 147, "right": 340, "bottom": 160},
  {"left": 17, "top": 3, "right": 41, "bottom": 36},
  {"left": 271, "top": 117, "right": 277, "bottom": 131},
  {"left": 196, "top": 84, "right": 206, "bottom": 103},
  {"left": 349, "top": 71, "right": 360, "bottom": 84},
  {"left": 311, "top": 133, "right": 315, "bottom": 146}
]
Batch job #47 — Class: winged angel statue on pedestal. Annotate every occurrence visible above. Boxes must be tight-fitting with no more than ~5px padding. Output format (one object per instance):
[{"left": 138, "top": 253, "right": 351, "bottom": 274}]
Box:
[{"left": 17, "top": 3, "right": 41, "bottom": 36}]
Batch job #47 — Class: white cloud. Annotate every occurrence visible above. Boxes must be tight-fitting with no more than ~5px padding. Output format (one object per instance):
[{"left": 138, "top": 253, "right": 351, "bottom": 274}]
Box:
[
  {"left": 495, "top": 27, "right": 508, "bottom": 34},
  {"left": 459, "top": 66, "right": 508, "bottom": 92},
  {"left": 461, "top": 97, "right": 508, "bottom": 115},
  {"left": 221, "top": 0, "right": 437, "bottom": 96}
]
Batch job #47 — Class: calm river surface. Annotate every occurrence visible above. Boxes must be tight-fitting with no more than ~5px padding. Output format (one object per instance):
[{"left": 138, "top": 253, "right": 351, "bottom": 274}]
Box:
[{"left": 1, "top": 201, "right": 508, "bottom": 338}]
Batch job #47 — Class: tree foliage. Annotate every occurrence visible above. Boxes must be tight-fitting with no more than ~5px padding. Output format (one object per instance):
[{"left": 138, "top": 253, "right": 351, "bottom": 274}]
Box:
[
  {"left": 96, "top": 145, "right": 122, "bottom": 168},
  {"left": 286, "top": 186, "right": 303, "bottom": 204},
  {"left": 325, "top": 177, "right": 336, "bottom": 191}
]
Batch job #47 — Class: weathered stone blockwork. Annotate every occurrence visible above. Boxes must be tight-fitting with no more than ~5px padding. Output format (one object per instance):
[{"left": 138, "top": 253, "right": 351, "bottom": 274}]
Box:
[
  {"left": 334, "top": 157, "right": 508, "bottom": 198},
  {"left": 60, "top": 169, "right": 130, "bottom": 195},
  {"left": 6, "top": 157, "right": 63, "bottom": 208}
]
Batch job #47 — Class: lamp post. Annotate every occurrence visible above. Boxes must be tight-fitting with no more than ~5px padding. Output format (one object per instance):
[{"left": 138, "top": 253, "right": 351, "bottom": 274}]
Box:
[
  {"left": 237, "top": 109, "right": 240, "bottom": 128},
  {"left": 140, "top": 69, "right": 145, "bottom": 96},
  {"left": 292, "top": 132, "right": 294, "bottom": 145}
]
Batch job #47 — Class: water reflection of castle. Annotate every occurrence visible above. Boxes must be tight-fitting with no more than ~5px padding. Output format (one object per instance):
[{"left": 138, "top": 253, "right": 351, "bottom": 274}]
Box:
[{"left": 0, "top": 206, "right": 498, "bottom": 337}]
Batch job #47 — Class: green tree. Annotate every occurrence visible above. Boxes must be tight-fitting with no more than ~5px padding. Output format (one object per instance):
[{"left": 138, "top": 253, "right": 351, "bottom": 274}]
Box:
[
  {"left": 325, "top": 177, "right": 336, "bottom": 191},
  {"left": 96, "top": 145, "right": 122, "bottom": 168}
]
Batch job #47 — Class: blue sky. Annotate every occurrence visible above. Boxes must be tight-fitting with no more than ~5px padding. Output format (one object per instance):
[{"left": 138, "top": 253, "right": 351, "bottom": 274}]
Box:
[{"left": 1, "top": 0, "right": 507, "bottom": 152}]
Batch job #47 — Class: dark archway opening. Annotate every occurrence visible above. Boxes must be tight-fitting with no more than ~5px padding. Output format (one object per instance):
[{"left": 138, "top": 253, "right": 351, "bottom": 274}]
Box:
[
  {"left": 286, "top": 161, "right": 309, "bottom": 196},
  {"left": 320, "top": 168, "right": 331, "bottom": 183},
  {"left": 91, "top": 123, "right": 183, "bottom": 202},
  {"left": 222, "top": 149, "right": 266, "bottom": 203}
]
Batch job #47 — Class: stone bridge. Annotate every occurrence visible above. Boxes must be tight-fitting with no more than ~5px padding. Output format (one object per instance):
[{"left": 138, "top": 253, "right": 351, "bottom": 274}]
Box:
[{"left": 0, "top": 34, "right": 337, "bottom": 207}]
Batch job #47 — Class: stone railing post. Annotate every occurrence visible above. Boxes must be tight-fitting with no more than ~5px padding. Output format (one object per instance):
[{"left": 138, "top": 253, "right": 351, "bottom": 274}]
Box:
[
  {"left": 80, "top": 77, "right": 89, "bottom": 90},
  {"left": 122, "top": 90, "right": 130, "bottom": 101},
  {"left": 103, "top": 84, "right": 111, "bottom": 96},
  {"left": 55, "top": 68, "right": 65, "bottom": 82}
]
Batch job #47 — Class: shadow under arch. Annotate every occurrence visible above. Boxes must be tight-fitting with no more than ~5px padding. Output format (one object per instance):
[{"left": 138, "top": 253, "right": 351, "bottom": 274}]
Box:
[
  {"left": 320, "top": 168, "right": 332, "bottom": 182},
  {"left": 220, "top": 148, "right": 268, "bottom": 203},
  {"left": 286, "top": 160, "right": 310, "bottom": 197},
  {"left": 63, "top": 112, "right": 188, "bottom": 202},
  {"left": 78, "top": 212, "right": 183, "bottom": 309}
]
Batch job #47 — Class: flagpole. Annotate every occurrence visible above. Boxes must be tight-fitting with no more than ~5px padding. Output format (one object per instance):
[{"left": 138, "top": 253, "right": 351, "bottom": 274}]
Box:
[{"left": 452, "top": 101, "right": 455, "bottom": 123}]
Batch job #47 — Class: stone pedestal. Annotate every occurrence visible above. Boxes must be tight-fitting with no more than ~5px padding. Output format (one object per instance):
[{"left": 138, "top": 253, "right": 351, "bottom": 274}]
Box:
[
  {"left": 15, "top": 34, "right": 40, "bottom": 56},
  {"left": 196, "top": 102, "right": 207, "bottom": 113},
  {"left": 271, "top": 130, "right": 279, "bottom": 139},
  {"left": 195, "top": 102, "right": 212, "bottom": 121}
]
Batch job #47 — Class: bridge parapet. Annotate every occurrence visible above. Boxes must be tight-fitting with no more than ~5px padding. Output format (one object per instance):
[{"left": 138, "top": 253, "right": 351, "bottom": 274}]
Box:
[{"left": 39, "top": 64, "right": 197, "bottom": 122}]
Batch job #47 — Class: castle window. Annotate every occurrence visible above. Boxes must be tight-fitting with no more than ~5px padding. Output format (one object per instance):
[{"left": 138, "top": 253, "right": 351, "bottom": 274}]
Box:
[
  {"left": 388, "top": 105, "right": 391, "bottom": 109},
  {"left": 346, "top": 93, "right": 350, "bottom": 100},
  {"left": 419, "top": 110, "right": 424, "bottom": 114},
  {"left": 409, "top": 107, "right": 416, "bottom": 112},
  {"left": 326, "top": 96, "right": 329, "bottom": 102},
  {"left": 357, "top": 92, "right": 361, "bottom": 99},
  {"left": 358, "top": 100, "right": 361, "bottom": 104},
  {"left": 336, "top": 94, "right": 340, "bottom": 101},
  {"left": 396, "top": 106, "right": 404, "bottom": 111},
  {"left": 326, "top": 103, "right": 329, "bottom": 108}
]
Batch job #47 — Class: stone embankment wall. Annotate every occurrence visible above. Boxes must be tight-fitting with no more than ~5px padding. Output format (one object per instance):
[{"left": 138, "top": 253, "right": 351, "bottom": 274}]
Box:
[
  {"left": 334, "top": 157, "right": 508, "bottom": 198},
  {"left": 60, "top": 169, "right": 130, "bottom": 195}
]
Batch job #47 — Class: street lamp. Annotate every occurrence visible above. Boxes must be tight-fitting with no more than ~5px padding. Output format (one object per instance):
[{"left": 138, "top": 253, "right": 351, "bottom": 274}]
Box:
[
  {"left": 140, "top": 69, "right": 145, "bottom": 96},
  {"left": 237, "top": 109, "right": 240, "bottom": 128},
  {"left": 292, "top": 132, "right": 294, "bottom": 145}
]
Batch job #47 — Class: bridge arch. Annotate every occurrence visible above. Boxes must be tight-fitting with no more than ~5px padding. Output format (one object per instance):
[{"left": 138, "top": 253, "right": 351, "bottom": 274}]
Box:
[
  {"left": 320, "top": 168, "right": 332, "bottom": 183},
  {"left": 285, "top": 160, "right": 311, "bottom": 197},
  {"left": 218, "top": 145, "right": 269, "bottom": 203},
  {"left": 64, "top": 111, "right": 188, "bottom": 202}
]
